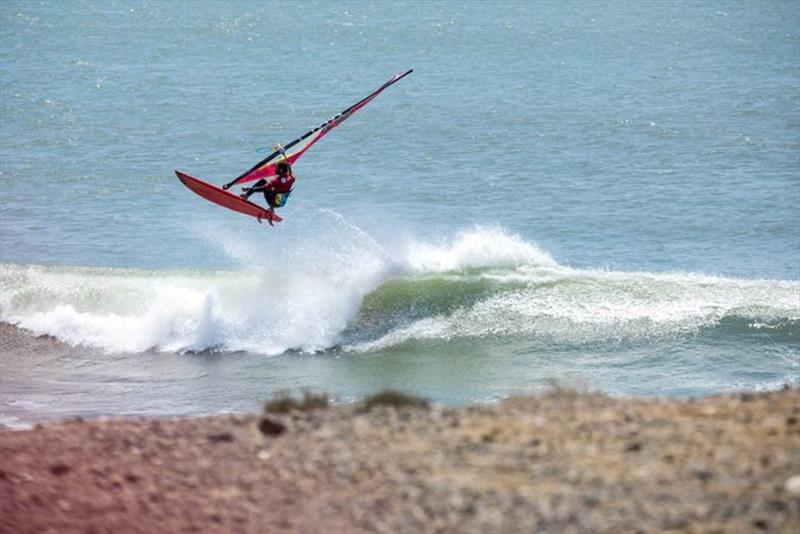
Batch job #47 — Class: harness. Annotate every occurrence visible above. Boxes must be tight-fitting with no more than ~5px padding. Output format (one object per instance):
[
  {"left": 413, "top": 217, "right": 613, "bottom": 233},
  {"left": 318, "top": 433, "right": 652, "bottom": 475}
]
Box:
[
  {"left": 266, "top": 189, "right": 292, "bottom": 208},
  {"left": 271, "top": 190, "right": 292, "bottom": 208}
]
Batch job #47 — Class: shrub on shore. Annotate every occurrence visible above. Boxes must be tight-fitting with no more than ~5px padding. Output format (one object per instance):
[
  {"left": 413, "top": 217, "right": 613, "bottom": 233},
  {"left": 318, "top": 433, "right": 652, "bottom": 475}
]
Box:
[
  {"left": 360, "top": 390, "right": 429, "bottom": 412},
  {"left": 264, "top": 390, "right": 330, "bottom": 414},
  {"left": 262, "top": 389, "right": 430, "bottom": 416}
]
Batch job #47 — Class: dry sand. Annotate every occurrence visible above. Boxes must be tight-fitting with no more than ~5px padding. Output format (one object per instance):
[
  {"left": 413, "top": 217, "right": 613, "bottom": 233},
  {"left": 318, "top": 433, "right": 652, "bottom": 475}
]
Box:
[{"left": 1, "top": 388, "right": 799, "bottom": 533}]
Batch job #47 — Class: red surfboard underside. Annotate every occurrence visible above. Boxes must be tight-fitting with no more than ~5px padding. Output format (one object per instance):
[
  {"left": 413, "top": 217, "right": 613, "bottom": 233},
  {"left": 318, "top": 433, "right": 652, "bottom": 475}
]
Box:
[{"left": 175, "top": 171, "right": 282, "bottom": 224}]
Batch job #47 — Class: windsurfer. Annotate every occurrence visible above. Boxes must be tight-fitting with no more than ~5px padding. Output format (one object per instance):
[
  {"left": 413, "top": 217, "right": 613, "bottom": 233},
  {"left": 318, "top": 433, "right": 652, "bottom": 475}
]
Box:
[{"left": 240, "top": 160, "right": 295, "bottom": 224}]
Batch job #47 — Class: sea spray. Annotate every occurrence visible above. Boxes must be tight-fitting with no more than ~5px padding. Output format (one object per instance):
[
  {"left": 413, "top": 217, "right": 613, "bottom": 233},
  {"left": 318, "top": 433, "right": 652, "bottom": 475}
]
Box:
[{"left": 403, "top": 225, "right": 558, "bottom": 273}]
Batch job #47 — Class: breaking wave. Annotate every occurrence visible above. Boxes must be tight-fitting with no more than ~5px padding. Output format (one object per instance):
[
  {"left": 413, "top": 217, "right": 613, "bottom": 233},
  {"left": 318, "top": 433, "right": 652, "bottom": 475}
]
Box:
[{"left": 1, "top": 225, "right": 797, "bottom": 355}]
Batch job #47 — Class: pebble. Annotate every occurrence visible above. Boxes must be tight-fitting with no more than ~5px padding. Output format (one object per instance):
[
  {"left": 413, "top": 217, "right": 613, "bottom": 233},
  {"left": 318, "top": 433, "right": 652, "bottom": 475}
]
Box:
[
  {"left": 258, "top": 416, "right": 286, "bottom": 436},
  {"left": 207, "top": 431, "right": 234, "bottom": 443},
  {"left": 49, "top": 463, "right": 70, "bottom": 476},
  {"left": 785, "top": 475, "right": 800, "bottom": 497}
]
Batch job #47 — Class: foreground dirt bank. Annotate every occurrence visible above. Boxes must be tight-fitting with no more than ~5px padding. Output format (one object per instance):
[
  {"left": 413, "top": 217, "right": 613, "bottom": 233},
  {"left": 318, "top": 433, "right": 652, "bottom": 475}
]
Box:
[{"left": 1, "top": 388, "right": 799, "bottom": 533}]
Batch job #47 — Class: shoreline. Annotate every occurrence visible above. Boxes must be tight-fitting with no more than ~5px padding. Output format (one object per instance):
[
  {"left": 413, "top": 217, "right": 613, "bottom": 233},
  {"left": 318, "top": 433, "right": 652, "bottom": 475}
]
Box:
[{"left": 2, "top": 388, "right": 798, "bottom": 533}]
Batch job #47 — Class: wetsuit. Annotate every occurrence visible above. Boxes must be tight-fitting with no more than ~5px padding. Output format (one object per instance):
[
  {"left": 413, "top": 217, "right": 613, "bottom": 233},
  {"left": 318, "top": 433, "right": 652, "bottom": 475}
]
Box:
[{"left": 243, "top": 173, "right": 295, "bottom": 207}]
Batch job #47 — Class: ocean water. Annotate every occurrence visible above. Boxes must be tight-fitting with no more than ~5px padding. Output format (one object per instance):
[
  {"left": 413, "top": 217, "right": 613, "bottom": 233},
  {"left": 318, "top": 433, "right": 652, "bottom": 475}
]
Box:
[{"left": 1, "top": 1, "right": 798, "bottom": 426}]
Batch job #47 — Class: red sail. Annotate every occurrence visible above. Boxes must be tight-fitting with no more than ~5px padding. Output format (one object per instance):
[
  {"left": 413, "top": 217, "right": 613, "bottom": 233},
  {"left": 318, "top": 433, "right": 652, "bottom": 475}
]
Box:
[{"left": 225, "top": 70, "right": 412, "bottom": 188}]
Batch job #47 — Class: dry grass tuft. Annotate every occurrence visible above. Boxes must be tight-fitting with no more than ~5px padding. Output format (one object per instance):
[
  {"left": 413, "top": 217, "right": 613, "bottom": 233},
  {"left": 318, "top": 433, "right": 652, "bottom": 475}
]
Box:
[{"left": 264, "top": 390, "right": 330, "bottom": 414}]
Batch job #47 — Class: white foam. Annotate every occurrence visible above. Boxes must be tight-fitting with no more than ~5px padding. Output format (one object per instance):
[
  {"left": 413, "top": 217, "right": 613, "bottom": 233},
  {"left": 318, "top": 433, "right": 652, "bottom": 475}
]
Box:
[
  {"left": 403, "top": 226, "right": 557, "bottom": 273},
  {"left": 0, "top": 212, "right": 394, "bottom": 354},
  {"left": 0, "top": 255, "right": 390, "bottom": 355}
]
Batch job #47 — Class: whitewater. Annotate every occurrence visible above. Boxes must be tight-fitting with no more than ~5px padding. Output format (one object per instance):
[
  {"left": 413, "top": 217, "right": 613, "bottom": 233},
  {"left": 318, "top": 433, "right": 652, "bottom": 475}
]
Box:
[{"left": 2, "top": 227, "right": 796, "bottom": 356}]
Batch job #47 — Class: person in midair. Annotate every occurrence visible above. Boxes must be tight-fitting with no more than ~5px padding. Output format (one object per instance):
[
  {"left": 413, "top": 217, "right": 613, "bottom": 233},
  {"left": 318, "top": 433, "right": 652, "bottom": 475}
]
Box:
[{"left": 240, "top": 159, "right": 295, "bottom": 224}]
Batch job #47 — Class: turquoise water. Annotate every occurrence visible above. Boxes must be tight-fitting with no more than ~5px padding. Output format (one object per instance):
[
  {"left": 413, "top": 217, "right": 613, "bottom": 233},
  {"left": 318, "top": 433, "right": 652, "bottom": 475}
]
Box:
[{"left": 1, "top": 1, "right": 798, "bottom": 425}]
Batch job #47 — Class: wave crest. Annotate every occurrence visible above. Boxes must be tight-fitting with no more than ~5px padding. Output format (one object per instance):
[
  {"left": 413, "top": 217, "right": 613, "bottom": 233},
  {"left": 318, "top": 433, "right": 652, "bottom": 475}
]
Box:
[
  {"left": 348, "top": 266, "right": 800, "bottom": 351},
  {"left": 403, "top": 226, "right": 557, "bottom": 273}
]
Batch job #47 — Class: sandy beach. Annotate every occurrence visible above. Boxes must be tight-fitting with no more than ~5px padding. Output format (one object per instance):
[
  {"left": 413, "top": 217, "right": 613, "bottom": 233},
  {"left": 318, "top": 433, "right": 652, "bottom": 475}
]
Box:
[{"left": 1, "top": 387, "right": 798, "bottom": 533}]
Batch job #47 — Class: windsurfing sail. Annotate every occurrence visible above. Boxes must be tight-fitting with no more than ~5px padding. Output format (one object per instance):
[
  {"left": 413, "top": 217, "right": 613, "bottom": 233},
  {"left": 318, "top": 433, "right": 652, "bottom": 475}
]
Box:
[{"left": 222, "top": 69, "right": 413, "bottom": 190}]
